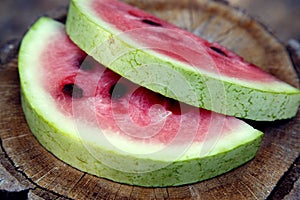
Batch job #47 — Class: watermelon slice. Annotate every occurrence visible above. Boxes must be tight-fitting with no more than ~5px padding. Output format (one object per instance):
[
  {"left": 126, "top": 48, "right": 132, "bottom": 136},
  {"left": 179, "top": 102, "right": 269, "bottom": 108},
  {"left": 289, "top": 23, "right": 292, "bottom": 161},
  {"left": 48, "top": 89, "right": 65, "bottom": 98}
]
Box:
[
  {"left": 66, "top": 0, "right": 300, "bottom": 121},
  {"left": 18, "top": 17, "right": 263, "bottom": 187}
]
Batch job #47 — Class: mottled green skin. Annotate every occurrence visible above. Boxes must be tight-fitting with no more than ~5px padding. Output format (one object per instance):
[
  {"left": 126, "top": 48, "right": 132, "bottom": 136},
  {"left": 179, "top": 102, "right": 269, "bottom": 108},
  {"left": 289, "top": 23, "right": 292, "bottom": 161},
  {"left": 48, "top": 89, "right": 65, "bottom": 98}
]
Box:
[
  {"left": 18, "top": 17, "right": 264, "bottom": 187},
  {"left": 21, "top": 89, "right": 262, "bottom": 187},
  {"left": 66, "top": 0, "right": 300, "bottom": 121}
]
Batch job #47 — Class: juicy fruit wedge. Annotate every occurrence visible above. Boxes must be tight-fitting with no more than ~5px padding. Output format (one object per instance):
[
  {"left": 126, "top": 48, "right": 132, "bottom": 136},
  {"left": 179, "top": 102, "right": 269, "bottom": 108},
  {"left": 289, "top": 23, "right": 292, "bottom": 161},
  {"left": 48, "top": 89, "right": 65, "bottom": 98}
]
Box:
[
  {"left": 18, "top": 17, "right": 263, "bottom": 187},
  {"left": 66, "top": 0, "right": 300, "bottom": 121}
]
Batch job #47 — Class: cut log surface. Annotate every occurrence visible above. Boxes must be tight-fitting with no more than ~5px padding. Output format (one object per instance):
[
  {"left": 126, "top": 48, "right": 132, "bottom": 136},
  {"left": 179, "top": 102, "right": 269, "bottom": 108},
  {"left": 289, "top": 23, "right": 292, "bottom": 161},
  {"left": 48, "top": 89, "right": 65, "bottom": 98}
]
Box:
[{"left": 0, "top": 0, "right": 299, "bottom": 199}]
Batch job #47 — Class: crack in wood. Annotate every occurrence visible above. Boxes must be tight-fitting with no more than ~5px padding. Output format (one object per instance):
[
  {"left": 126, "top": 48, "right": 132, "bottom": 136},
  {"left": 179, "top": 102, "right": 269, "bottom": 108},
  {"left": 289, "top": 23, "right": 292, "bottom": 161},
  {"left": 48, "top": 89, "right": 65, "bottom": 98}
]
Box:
[
  {"left": 0, "top": 139, "right": 73, "bottom": 200},
  {"left": 0, "top": 189, "right": 29, "bottom": 200},
  {"left": 165, "top": 187, "right": 170, "bottom": 200},
  {"left": 111, "top": 184, "right": 121, "bottom": 200},
  {"left": 128, "top": 186, "right": 135, "bottom": 200},
  {"left": 188, "top": 185, "right": 201, "bottom": 199},
  {"left": 267, "top": 154, "right": 300, "bottom": 200}
]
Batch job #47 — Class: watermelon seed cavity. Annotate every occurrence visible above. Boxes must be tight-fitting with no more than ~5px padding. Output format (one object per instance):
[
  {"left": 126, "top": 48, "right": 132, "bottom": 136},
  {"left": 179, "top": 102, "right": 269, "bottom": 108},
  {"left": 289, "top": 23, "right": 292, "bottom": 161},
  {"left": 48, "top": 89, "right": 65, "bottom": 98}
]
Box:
[
  {"left": 210, "top": 46, "right": 228, "bottom": 57},
  {"left": 78, "top": 56, "right": 94, "bottom": 71},
  {"left": 63, "top": 83, "right": 83, "bottom": 98},
  {"left": 127, "top": 10, "right": 162, "bottom": 27},
  {"left": 110, "top": 83, "right": 127, "bottom": 99},
  {"left": 141, "top": 19, "right": 162, "bottom": 27},
  {"left": 80, "top": 60, "right": 94, "bottom": 71}
]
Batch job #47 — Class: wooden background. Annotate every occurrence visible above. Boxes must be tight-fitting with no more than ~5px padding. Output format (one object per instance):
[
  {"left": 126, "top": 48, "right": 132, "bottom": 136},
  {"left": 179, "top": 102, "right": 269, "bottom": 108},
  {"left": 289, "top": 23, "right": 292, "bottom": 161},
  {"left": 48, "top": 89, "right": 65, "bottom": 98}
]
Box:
[
  {"left": 0, "top": 0, "right": 300, "bottom": 199},
  {"left": 1, "top": 0, "right": 300, "bottom": 44}
]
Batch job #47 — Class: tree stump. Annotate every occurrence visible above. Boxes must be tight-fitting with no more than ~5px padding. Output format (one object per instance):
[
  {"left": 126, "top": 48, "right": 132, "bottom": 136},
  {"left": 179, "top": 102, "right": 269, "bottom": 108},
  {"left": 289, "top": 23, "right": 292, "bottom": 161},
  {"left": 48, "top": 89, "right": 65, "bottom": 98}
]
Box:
[{"left": 0, "top": 0, "right": 299, "bottom": 199}]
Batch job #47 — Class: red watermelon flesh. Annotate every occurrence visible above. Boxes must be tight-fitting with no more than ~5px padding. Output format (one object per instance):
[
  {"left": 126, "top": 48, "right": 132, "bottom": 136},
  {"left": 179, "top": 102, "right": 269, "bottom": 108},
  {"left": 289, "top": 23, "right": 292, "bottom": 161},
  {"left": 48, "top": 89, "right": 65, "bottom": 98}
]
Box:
[
  {"left": 43, "top": 28, "right": 240, "bottom": 145},
  {"left": 91, "top": 0, "right": 276, "bottom": 83},
  {"left": 65, "top": 0, "right": 300, "bottom": 121},
  {"left": 19, "top": 17, "right": 263, "bottom": 186}
]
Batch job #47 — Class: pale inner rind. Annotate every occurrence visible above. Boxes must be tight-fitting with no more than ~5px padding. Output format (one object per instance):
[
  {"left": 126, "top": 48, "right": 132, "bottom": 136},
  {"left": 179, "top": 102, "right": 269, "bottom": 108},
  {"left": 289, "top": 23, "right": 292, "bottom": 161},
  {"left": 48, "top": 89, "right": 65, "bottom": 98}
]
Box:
[
  {"left": 64, "top": 0, "right": 300, "bottom": 121},
  {"left": 18, "top": 17, "right": 263, "bottom": 186}
]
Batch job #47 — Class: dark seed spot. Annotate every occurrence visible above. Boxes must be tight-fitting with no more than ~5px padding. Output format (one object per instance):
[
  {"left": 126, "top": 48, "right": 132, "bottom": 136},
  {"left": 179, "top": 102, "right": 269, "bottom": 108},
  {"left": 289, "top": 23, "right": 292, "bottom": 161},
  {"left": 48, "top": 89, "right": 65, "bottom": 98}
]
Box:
[
  {"left": 109, "top": 83, "right": 127, "bottom": 99},
  {"left": 142, "top": 19, "right": 162, "bottom": 27},
  {"left": 210, "top": 46, "right": 227, "bottom": 57},
  {"left": 56, "top": 15, "right": 67, "bottom": 24},
  {"left": 77, "top": 56, "right": 94, "bottom": 71},
  {"left": 80, "top": 60, "right": 94, "bottom": 71},
  {"left": 63, "top": 84, "right": 83, "bottom": 98},
  {"left": 127, "top": 10, "right": 162, "bottom": 27},
  {"left": 166, "top": 98, "right": 181, "bottom": 115}
]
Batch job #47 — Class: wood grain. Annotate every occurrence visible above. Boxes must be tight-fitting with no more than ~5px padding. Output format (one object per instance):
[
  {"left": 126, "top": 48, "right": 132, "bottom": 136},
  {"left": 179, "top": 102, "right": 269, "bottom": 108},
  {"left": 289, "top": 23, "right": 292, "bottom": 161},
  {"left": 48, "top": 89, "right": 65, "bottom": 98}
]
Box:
[{"left": 0, "top": 0, "right": 299, "bottom": 199}]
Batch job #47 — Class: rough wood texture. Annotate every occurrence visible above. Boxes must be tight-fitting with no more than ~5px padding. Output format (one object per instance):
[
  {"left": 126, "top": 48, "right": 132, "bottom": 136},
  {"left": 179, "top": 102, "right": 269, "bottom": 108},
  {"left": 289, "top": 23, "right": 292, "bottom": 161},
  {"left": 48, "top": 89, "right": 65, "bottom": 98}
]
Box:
[{"left": 0, "top": 0, "right": 299, "bottom": 199}]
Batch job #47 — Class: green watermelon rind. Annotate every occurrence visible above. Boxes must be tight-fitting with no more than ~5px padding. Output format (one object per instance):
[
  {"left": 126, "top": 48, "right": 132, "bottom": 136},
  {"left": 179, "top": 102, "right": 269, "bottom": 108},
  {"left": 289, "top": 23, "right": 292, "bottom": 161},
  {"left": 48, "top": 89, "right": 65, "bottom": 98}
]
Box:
[
  {"left": 21, "top": 90, "right": 263, "bottom": 187},
  {"left": 66, "top": 0, "right": 300, "bottom": 121},
  {"left": 18, "top": 17, "right": 263, "bottom": 187}
]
